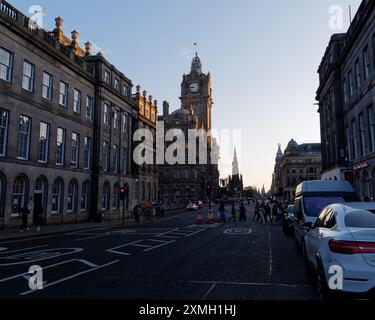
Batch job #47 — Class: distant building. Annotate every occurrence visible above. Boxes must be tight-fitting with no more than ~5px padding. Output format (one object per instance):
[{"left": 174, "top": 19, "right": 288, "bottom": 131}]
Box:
[
  {"left": 316, "top": 0, "right": 375, "bottom": 200},
  {"left": 272, "top": 140, "right": 322, "bottom": 200},
  {"left": 227, "top": 148, "right": 243, "bottom": 197}
]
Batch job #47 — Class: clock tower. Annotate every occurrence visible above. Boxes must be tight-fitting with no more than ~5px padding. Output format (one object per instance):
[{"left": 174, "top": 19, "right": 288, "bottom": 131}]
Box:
[{"left": 180, "top": 53, "right": 213, "bottom": 130}]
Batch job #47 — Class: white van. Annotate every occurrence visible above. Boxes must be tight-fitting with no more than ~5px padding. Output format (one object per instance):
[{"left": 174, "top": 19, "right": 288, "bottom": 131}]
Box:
[{"left": 293, "top": 181, "right": 359, "bottom": 248}]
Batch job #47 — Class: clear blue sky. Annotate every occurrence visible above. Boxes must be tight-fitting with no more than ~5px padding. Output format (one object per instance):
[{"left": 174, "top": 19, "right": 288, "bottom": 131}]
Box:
[{"left": 10, "top": 0, "right": 361, "bottom": 190}]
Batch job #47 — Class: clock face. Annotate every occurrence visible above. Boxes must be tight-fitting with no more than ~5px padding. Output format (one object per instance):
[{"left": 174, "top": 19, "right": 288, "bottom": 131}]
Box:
[{"left": 189, "top": 83, "right": 199, "bottom": 93}]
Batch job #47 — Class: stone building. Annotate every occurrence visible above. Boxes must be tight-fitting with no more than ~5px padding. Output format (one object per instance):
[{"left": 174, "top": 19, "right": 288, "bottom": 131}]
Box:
[
  {"left": 273, "top": 139, "right": 322, "bottom": 200},
  {"left": 316, "top": 0, "right": 375, "bottom": 200},
  {"left": 157, "top": 53, "right": 219, "bottom": 207},
  {"left": 0, "top": 2, "right": 136, "bottom": 229},
  {"left": 271, "top": 144, "right": 283, "bottom": 196},
  {"left": 131, "top": 85, "right": 159, "bottom": 205}
]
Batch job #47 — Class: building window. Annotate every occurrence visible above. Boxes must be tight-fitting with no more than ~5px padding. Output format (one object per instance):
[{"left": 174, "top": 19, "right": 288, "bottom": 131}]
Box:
[
  {"left": 81, "top": 181, "right": 90, "bottom": 212},
  {"left": 35, "top": 177, "right": 47, "bottom": 210},
  {"left": 104, "top": 104, "right": 110, "bottom": 125},
  {"left": 102, "top": 182, "right": 110, "bottom": 210},
  {"left": 0, "top": 108, "right": 9, "bottom": 157},
  {"left": 351, "top": 119, "right": 358, "bottom": 160},
  {"left": 22, "top": 61, "right": 34, "bottom": 92},
  {"left": 38, "top": 122, "right": 50, "bottom": 163},
  {"left": 17, "top": 115, "right": 31, "bottom": 160},
  {"left": 359, "top": 113, "right": 366, "bottom": 156},
  {"left": 348, "top": 70, "right": 354, "bottom": 98},
  {"left": 114, "top": 78, "right": 120, "bottom": 90},
  {"left": 343, "top": 79, "right": 348, "bottom": 104},
  {"left": 123, "top": 85, "right": 129, "bottom": 97},
  {"left": 113, "top": 183, "right": 120, "bottom": 209},
  {"left": 363, "top": 47, "right": 370, "bottom": 80},
  {"left": 73, "top": 89, "right": 81, "bottom": 113},
  {"left": 42, "top": 72, "right": 53, "bottom": 100},
  {"left": 368, "top": 106, "right": 375, "bottom": 152},
  {"left": 67, "top": 180, "right": 78, "bottom": 213},
  {"left": 84, "top": 137, "right": 92, "bottom": 170},
  {"left": 59, "top": 81, "right": 69, "bottom": 107},
  {"left": 52, "top": 179, "right": 64, "bottom": 214},
  {"left": 56, "top": 128, "right": 66, "bottom": 166},
  {"left": 122, "top": 147, "right": 128, "bottom": 175},
  {"left": 86, "top": 96, "right": 93, "bottom": 119},
  {"left": 0, "top": 48, "right": 13, "bottom": 82},
  {"left": 103, "top": 141, "right": 109, "bottom": 172},
  {"left": 122, "top": 114, "right": 129, "bottom": 133},
  {"left": 71, "top": 132, "right": 80, "bottom": 168},
  {"left": 355, "top": 59, "right": 361, "bottom": 89},
  {"left": 104, "top": 70, "right": 111, "bottom": 84},
  {"left": 113, "top": 145, "right": 119, "bottom": 173},
  {"left": 11, "top": 176, "right": 28, "bottom": 217},
  {"left": 114, "top": 110, "right": 120, "bottom": 129}
]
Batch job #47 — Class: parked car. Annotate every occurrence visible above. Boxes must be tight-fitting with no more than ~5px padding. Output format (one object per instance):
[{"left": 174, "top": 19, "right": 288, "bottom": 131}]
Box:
[
  {"left": 282, "top": 205, "right": 295, "bottom": 236},
  {"left": 293, "top": 181, "right": 359, "bottom": 248},
  {"left": 196, "top": 201, "right": 204, "bottom": 209},
  {"left": 187, "top": 202, "right": 198, "bottom": 211},
  {"left": 303, "top": 202, "right": 375, "bottom": 299}
]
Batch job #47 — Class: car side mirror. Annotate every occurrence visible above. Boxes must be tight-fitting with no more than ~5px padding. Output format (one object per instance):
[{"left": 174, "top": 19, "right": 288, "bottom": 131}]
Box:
[{"left": 302, "top": 222, "right": 312, "bottom": 231}]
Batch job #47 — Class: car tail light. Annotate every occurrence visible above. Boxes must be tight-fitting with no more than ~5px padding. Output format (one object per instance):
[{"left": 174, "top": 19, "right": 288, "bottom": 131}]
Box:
[{"left": 329, "top": 240, "right": 375, "bottom": 254}]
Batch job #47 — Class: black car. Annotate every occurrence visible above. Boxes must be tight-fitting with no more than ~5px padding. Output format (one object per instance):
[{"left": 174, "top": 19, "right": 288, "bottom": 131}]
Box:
[{"left": 282, "top": 205, "right": 295, "bottom": 236}]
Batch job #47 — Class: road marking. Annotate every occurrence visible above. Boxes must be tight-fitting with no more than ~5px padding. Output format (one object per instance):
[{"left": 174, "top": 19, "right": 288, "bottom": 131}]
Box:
[
  {"left": 0, "top": 245, "right": 48, "bottom": 255},
  {"left": 107, "top": 250, "right": 131, "bottom": 256},
  {"left": 156, "top": 235, "right": 179, "bottom": 239},
  {"left": 107, "top": 240, "right": 143, "bottom": 251},
  {"left": 19, "top": 260, "right": 120, "bottom": 296},
  {"left": 224, "top": 228, "right": 252, "bottom": 234},
  {"left": 130, "top": 243, "right": 153, "bottom": 248},
  {"left": 75, "top": 234, "right": 108, "bottom": 242},
  {"left": 184, "top": 228, "right": 206, "bottom": 237},
  {"left": 267, "top": 225, "right": 273, "bottom": 280},
  {"left": 156, "top": 228, "right": 180, "bottom": 237},
  {"left": 0, "top": 235, "right": 58, "bottom": 244},
  {"left": 181, "top": 280, "right": 311, "bottom": 289},
  {"left": 0, "top": 259, "right": 77, "bottom": 283},
  {"left": 0, "top": 247, "right": 7, "bottom": 252},
  {"left": 202, "top": 283, "right": 216, "bottom": 300},
  {"left": 147, "top": 239, "right": 170, "bottom": 243},
  {"left": 143, "top": 240, "right": 175, "bottom": 252},
  {"left": 77, "top": 259, "right": 98, "bottom": 268}
]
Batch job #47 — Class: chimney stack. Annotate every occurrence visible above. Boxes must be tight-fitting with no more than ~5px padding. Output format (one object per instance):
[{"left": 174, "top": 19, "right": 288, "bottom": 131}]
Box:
[
  {"left": 55, "top": 16, "right": 63, "bottom": 31},
  {"left": 163, "top": 101, "right": 169, "bottom": 117},
  {"left": 71, "top": 30, "right": 79, "bottom": 50},
  {"left": 84, "top": 42, "right": 93, "bottom": 56}
]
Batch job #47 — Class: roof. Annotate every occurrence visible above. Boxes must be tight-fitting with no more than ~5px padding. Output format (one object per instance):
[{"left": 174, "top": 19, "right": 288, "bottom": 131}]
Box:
[{"left": 295, "top": 180, "right": 355, "bottom": 194}]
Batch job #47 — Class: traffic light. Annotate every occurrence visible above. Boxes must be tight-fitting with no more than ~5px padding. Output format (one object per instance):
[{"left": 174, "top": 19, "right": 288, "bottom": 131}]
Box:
[
  {"left": 206, "top": 183, "right": 212, "bottom": 197},
  {"left": 120, "top": 186, "right": 126, "bottom": 201}
]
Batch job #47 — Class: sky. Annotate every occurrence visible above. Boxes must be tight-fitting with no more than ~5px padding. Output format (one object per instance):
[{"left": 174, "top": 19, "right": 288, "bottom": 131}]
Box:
[{"left": 10, "top": 0, "right": 362, "bottom": 191}]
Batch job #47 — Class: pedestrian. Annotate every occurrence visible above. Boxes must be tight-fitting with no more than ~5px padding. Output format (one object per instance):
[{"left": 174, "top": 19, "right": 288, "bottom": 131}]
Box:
[
  {"left": 218, "top": 201, "right": 226, "bottom": 223},
  {"left": 133, "top": 204, "right": 141, "bottom": 222},
  {"left": 253, "top": 203, "right": 260, "bottom": 222},
  {"left": 33, "top": 201, "right": 43, "bottom": 232},
  {"left": 151, "top": 204, "right": 157, "bottom": 222},
  {"left": 239, "top": 203, "right": 247, "bottom": 222},
  {"left": 258, "top": 206, "right": 266, "bottom": 224},
  {"left": 19, "top": 202, "right": 30, "bottom": 232},
  {"left": 271, "top": 203, "right": 277, "bottom": 223},
  {"left": 229, "top": 203, "right": 236, "bottom": 222}
]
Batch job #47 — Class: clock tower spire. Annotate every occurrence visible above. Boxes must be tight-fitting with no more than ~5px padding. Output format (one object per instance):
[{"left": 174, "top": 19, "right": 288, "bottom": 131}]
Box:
[{"left": 180, "top": 52, "right": 213, "bottom": 130}]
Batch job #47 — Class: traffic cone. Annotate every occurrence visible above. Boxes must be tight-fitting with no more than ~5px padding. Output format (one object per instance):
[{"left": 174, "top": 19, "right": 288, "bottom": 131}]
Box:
[
  {"left": 196, "top": 213, "right": 204, "bottom": 225},
  {"left": 207, "top": 209, "right": 214, "bottom": 224}
]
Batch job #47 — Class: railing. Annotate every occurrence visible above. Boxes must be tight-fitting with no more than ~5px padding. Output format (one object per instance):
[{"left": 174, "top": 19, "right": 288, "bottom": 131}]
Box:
[
  {"left": 74, "top": 55, "right": 84, "bottom": 67},
  {"left": 23, "top": 17, "right": 39, "bottom": 35},
  {"left": 0, "top": 0, "right": 18, "bottom": 20},
  {"left": 86, "top": 64, "right": 95, "bottom": 74},
  {"left": 44, "top": 32, "right": 56, "bottom": 47},
  {"left": 59, "top": 45, "right": 71, "bottom": 58}
]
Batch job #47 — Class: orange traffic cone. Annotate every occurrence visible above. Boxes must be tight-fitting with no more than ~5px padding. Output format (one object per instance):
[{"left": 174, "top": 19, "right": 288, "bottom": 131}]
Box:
[
  {"left": 207, "top": 210, "right": 214, "bottom": 224},
  {"left": 196, "top": 214, "right": 204, "bottom": 225}
]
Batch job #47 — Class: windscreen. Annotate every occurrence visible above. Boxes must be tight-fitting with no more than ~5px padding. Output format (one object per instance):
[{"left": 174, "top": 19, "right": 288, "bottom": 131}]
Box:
[
  {"left": 345, "top": 210, "right": 375, "bottom": 228},
  {"left": 303, "top": 197, "right": 345, "bottom": 217}
]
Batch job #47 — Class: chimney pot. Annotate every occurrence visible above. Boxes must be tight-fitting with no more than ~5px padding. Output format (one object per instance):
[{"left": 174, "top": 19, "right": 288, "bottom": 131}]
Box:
[
  {"left": 84, "top": 42, "right": 93, "bottom": 56},
  {"left": 55, "top": 16, "right": 63, "bottom": 31},
  {"left": 136, "top": 85, "right": 141, "bottom": 93}
]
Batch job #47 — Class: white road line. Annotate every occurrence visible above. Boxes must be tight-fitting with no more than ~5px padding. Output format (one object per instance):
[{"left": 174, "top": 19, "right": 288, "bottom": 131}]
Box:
[
  {"left": 267, "top": 225, "right": 273, "bottom": 279},
  {"left": 0, "top": 259, "right": 76, "bottom": 283},
  {"left": 202, "top": 283, "right": 216, "bottom": 300},
  {"left": 156, "top": 235, "right": 179, "bottom": 239},
  {"left": 147, "top": 239, "right": 169, "bottom": 243},
  {"left": 75, "top": 234, "right": 108, "bottom": 242},
  {"left": 184, "top": 228, "right": 206, "bottom": 237},
  {"left": 143, "top": 240, "right": 175, "bottom": 252},
  {"left": 77, "top": 259, "right": 98, "bottom": 268},
  {"left": 0, "top": 245, "right": 48, "bottom": 255},
  {"left": 0, "top": 247, "right": 7, "bottom": 252},
  {"left": 156, "top": 228, "right": 180, "bottom": 237},
  {"left": 107, "top": 250, "right": 131, "bottom": 256},
  {"left": 130, "top": 243, "right": 153, "bottom": 248},
  {"left": 19, "top": 260, "right": 120, "bottom": 296},
  {"left": 106, "top": 240, "right": 143, "bottom": 251},
  {"left": 182, "top": 280, "right": 310, "bottom": 289}
]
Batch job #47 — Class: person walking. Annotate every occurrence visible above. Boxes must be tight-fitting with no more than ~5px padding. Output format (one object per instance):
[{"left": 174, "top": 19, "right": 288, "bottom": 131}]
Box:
[
  {"left": 151, "top": 204, "right": 157, "bottom": 222},
  {"left": 253, "top": 203, "right": 260, "bottom": 222},
  {"left": 271, "top": 203, "right": 278, "bottom": 223},
  {"left": 258, "top": 205, "right": 266, "bottom": 224},
  {"left": 19, "top": 203, "right": 30, "bottom": 232},
  {"left": 218, "top": 201, "right": 226, "bottom": 223},
  {"left": 133, "top": 204, "right": 141, "bottom": 222},
  {"left": 239, "top": 202, "right": 247, "bottom": 222},
  {"left": 33, "top": 201, "right": 43, "bottom": 232},
  {"left": 229, "top": 203, "right": 236, "bottom": 222}
]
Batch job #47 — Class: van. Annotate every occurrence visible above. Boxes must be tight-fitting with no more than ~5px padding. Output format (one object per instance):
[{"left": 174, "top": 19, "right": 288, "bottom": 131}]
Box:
[{"left": 293, "top": 180, "right": 359, "bottom": 247}]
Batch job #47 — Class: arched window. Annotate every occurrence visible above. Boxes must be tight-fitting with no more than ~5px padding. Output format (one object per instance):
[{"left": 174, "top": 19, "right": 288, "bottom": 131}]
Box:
[
  {"left": 67, "top": 180, "right": 78, "bottom": 213},
  {"left": 11, "top": 176, "right": 28, "bottom": 216},
  {"left": 35, "top": 176, "right": 48, "bottom": 210},
  {"left": 52, "top": 179, "right": 64, "bottom": 214},
  {"left": 102, "top": 182, "right": 110, "bottom": 210},
  {"left": 81, "top": 181, "right": 90, "bottom": 212},
  {"left": 112, "top": 183, "right": 120, "bottom": 209}
]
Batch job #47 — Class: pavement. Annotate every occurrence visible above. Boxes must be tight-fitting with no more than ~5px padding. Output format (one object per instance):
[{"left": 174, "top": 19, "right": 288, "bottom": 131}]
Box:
[{"left": 0, "top": 205, "right": 320, "bottom": 300}]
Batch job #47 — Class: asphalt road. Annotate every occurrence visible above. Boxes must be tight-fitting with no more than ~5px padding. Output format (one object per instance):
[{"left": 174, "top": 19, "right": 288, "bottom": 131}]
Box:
[{"left": 0, "top": 205, "right": 319, "bottom": 300}]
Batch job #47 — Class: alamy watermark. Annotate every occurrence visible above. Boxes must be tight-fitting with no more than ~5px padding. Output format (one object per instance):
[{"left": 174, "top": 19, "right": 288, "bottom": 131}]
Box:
[{"left": 28, "top": 265, "right": 43, "bottom": 290}]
